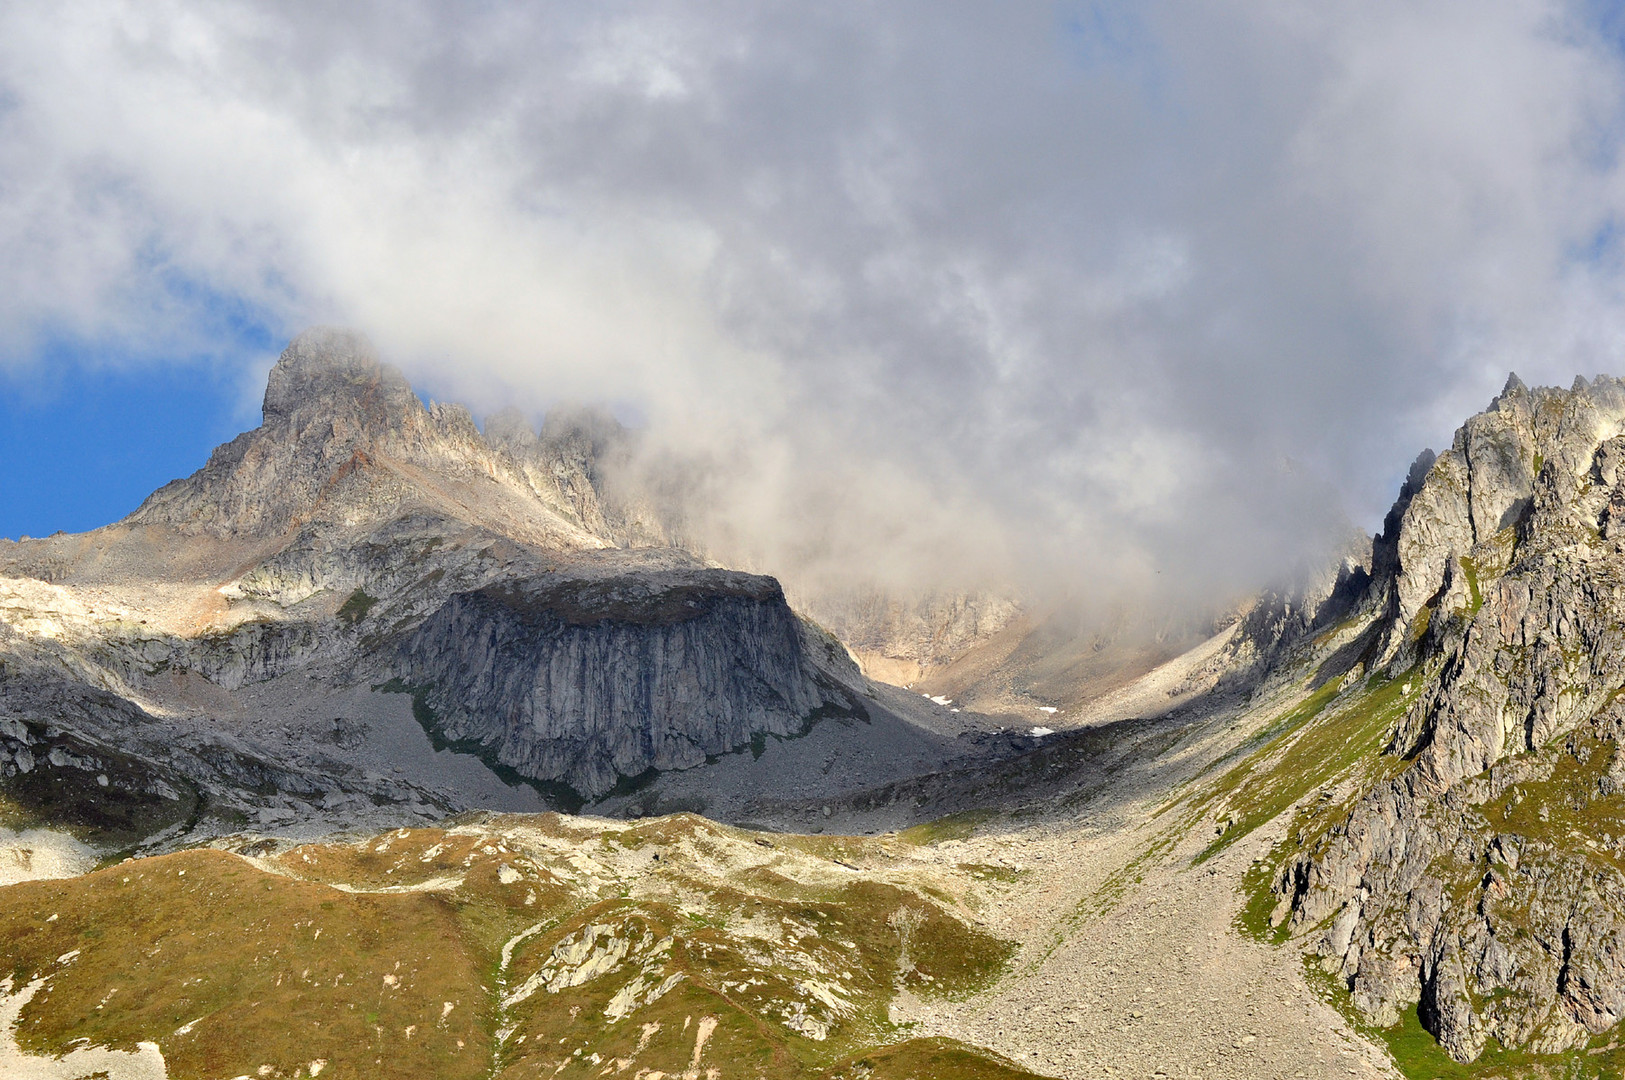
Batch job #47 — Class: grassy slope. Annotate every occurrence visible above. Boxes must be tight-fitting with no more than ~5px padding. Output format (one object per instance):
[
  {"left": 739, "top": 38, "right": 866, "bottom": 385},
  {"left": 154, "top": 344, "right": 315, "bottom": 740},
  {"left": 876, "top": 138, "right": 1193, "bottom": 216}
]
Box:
[
  {"left": 1193, "top": 668, "right": 1421, "bottom": 864},
  {"left": 0, "top": 814, "right": 1041, "bottom": 1080}
]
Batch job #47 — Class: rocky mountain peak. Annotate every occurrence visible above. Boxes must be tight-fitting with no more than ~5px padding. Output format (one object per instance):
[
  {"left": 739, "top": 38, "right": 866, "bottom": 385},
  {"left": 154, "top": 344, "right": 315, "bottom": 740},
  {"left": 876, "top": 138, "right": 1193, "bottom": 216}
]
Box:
[
  {"left": 1253, "top": 368, "right": 1625, "bottom": 1062},
  {"left": 126, "top": 328, "right": 605, "bottom": 545},
  {"left": 260, "top": 327, "right": 419, "bottom": 429}
]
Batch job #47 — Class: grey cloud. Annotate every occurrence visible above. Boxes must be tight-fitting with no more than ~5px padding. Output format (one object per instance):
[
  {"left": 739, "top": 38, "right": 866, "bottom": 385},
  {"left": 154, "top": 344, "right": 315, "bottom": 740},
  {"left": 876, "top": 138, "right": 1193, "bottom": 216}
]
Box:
[{"left": 3, "top": 1, "right": 1625, "bottom": 614}]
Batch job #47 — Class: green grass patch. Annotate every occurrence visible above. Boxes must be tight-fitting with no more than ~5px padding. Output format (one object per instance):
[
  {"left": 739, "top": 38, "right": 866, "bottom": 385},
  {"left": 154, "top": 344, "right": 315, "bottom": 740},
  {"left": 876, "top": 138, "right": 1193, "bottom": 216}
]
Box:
[
  {"left": 1193, "top": 669, "right": 1420, "bottom": 863},
  {"left": 1480, "top": 733, "right": 1625, "bottom": 872},
  {"left": 1234, "top": 853, "right": 1291, "bottom": 944},
  {"left": 337, "top": 587, "right": 378, "bottom": 624},
  {"left": 899, "top": 809, "right": 995, "bottom": 846},
  {"left": 822, "top": 1036, "right": 1056, "bottom": 1079},
  {"left": 1458, "top": 555, "right": 1484, "bottom": 614},
  {"left": 0, "top": 848, "right": 494, "bottom": 1080}
]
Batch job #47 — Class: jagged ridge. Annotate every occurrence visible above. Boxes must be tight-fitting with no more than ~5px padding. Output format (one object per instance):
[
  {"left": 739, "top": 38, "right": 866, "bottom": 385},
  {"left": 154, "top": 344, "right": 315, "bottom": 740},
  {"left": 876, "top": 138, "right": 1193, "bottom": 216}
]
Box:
[{"left": 1247, "top": 373, "right": 1625, "bottom": 1062}]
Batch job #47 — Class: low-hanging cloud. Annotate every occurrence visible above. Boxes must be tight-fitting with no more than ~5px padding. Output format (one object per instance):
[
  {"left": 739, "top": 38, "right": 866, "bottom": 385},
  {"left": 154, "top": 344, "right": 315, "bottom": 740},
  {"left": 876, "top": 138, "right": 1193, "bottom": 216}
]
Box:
[{"left": 4, "top": 1, "right": 1625, "bottom": 615}]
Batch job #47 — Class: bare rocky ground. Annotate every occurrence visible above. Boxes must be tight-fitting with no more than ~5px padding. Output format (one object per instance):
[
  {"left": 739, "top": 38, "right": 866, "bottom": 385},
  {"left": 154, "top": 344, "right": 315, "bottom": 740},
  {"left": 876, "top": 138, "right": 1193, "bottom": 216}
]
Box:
[
  {"left": 864, "top": 651, "right": 1407, "bottom": 1080},
  {"left": 896, "top": 815, "right": 1398, "bottom": 1080}
]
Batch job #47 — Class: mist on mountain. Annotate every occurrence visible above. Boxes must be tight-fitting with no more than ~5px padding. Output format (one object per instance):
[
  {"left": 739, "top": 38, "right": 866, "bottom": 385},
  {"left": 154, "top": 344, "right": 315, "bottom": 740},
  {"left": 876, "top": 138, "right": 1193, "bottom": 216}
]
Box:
[{"left": 7, "top": 4, "right": 1625, "bottom": 631}]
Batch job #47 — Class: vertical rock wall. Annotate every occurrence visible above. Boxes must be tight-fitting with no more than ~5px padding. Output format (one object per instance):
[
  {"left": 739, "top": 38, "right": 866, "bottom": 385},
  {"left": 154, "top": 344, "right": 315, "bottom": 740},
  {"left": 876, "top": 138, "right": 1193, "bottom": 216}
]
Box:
[{"left": 398, "top": 568, "right": 859, "bottom": 798}]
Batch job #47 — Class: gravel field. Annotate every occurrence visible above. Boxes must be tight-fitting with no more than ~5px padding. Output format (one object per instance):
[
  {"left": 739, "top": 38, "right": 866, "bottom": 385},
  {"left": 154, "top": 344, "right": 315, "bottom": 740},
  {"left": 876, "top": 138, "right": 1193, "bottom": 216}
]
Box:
[{"left": 895, "top": 808, "right": 1399, "bottom": 1080}]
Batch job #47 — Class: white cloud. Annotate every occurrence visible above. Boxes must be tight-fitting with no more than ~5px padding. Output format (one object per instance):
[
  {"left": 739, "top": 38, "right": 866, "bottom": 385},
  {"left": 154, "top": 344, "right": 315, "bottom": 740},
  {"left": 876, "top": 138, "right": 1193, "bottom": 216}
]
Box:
[{"left": 3, "top": 0, "right": 1625, "bottom": 611}]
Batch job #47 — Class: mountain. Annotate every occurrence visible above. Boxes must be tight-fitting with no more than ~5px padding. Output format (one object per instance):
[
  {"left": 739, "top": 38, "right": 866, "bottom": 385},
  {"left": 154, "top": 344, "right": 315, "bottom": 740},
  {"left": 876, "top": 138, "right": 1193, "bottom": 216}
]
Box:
[
  {"left": 0, "top": 332, "right": 1205, "bottom": 1079},
  {"left": 0, "top": 328, "right": 1013, "bottom": 849},
  {"left": 1198, "top": 373, "right": 1625, "bottom": 1063},
  {"left": 27, "top": 329, "right": 1625, "bottom": 1077}
]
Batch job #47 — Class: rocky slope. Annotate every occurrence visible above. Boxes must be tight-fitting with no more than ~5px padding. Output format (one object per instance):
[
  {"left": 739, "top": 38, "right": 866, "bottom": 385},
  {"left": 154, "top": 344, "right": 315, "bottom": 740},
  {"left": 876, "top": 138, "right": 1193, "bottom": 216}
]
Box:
[{"left": 1229, "top": 374, "right": 1625, "bottom": 1063}]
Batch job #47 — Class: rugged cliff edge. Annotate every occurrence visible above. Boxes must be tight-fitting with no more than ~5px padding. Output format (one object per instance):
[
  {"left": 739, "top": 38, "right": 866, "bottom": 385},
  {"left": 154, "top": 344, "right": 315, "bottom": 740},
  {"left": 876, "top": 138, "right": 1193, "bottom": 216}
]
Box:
[
  {"left": 1243, "top": 374, "right": 1625, "bottom": 1061},
  {"left": 0, "top": 329, "right": 907, "bottom": 837}
]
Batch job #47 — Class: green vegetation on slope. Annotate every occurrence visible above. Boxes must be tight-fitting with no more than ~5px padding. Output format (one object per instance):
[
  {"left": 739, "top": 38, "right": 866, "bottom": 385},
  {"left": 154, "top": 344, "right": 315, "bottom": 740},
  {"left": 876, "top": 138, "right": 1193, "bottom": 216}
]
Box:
[
  {"left": 0, "top": 848, "right": 493, "bottom": 1079},
  {"left": 1194, "top": 668, "right": 1422, "bottom": 863},
  {"left": 0, "top": 813, "right": 1034, "bottom": 1080},
  {"left": 1301, "top": 959, "right": 1625, "bottom": 1080},
  {"left": 1228, "top": 698, "right": 1625, "bottom": 1077},
  {"left": 337, "top": 587, "right": 378, "bottom": 624},
  {"left": 899, "top": 809, "right": 996, "bottom": 846},
  {"left": 824, "top": 1036, "right": 1053, "bottom": 1080}
]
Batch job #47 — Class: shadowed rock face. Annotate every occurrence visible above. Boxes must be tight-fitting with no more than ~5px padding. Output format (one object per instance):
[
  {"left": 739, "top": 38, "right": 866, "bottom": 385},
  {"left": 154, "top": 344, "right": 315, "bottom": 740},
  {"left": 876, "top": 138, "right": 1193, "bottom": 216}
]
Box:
[
  {"left": 1268, "top": 374, "right": 1625, "bottom": 1061},
  {"left": 400, "top": 568, "right": 856, "bottom": 798}
]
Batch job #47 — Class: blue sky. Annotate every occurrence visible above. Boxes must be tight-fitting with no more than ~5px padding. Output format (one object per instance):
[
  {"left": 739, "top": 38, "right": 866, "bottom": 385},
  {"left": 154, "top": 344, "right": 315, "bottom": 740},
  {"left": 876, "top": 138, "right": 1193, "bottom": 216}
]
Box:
[{"left": 0, "top": 342, "right": 262, "bottom": 540}]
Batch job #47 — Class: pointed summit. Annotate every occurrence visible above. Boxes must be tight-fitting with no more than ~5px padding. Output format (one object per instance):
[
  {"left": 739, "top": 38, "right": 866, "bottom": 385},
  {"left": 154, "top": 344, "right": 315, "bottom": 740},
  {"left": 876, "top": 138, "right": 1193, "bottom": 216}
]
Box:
[
  {"left": 1502, "top": 371, "right": 1527, "bottom": 396},
  {"left": 261, "top": 327, "right": 416, "bottom": 426},
  {"left": 126, "top": 327, "right": 619, "bottom": 548}
]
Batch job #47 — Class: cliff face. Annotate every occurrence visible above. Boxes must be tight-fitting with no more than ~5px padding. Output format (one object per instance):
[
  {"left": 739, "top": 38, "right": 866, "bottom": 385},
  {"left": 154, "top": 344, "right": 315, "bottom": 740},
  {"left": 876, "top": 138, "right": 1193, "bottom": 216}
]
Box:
[
  {"left": 400, "top": 568, "right": 861, "bottom": 797},
  {"left": 1265, "top": 374, "right": 1625, "bottom": 1061}
]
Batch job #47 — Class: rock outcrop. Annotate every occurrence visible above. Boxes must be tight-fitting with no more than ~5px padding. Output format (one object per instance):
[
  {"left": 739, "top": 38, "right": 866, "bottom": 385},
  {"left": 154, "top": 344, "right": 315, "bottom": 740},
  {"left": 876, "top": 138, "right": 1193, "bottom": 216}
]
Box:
[
  {"left": 1269, "top": 373, "right": 1625, "bottom": 1060},
  {"left": 401, "top": 566, "right": 863, "bottom": 796},
  {"left": 0, "top": 329, "right": 882, "bottom": 833}
]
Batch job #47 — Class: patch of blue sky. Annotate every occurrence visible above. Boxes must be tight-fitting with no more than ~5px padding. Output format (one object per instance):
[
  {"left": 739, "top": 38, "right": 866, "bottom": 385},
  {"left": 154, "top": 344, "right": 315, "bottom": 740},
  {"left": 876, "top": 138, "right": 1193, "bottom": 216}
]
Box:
[
  {"left": 1058, "top": 2, "right": 1163, "bottom": 86},
  {"left": 0, "top": 283, "right": 285, "bottom": 541},
  {"left": 1579, "top": 0, "right": 1625, "bottom": 59},
  {"left": 1572, "top": 216, "right": 1625, "bottom": 271},
  {"left": 1567, "top": 1, "right": 1625, "bottom": 170},
  {"left": 1060, "top": 1, "right": 1149, "bottom": 66}
]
